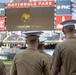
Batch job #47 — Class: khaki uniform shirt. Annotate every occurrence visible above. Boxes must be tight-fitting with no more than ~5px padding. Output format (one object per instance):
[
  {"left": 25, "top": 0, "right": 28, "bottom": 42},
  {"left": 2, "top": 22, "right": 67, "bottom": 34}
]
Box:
[
  {"left": 52, "top": 37, "right": 76, "bottom": 75},
  {"left": 43, "top": 52, "right": 52, "bottom": 62},
  {"left": 42, "top": 52, "right": 52, "bottom": 75},
  {"left": 41, "top": 52, "right": 52, "bottom": 65},
  {"left": 10, "top": 48, "right": 51, "bottom": 75},
  {"left": 0, "top": 59, "right": 6, "bottom": 75}
]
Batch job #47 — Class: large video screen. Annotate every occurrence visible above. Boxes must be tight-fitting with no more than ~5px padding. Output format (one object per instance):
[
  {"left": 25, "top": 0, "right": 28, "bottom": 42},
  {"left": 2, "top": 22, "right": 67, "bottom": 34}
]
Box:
[{"left": 6, "top": 7, "right": 54, "bottom": 31}]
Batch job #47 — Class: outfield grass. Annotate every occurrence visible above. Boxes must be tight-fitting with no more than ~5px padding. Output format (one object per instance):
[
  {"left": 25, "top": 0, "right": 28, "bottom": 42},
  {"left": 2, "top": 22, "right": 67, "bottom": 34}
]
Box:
[
  {"left": 3, "top": 61, "right": 12, "bottom": 65},
  {"left": 3, "top": 61, "right": 12, "bottom": 74}
]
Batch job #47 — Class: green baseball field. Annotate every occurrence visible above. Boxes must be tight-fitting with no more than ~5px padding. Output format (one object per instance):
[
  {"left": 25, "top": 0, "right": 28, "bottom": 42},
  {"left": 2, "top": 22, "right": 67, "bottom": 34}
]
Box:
[{"left": 3, "top": 61, "right": 12, "bottom": 74}]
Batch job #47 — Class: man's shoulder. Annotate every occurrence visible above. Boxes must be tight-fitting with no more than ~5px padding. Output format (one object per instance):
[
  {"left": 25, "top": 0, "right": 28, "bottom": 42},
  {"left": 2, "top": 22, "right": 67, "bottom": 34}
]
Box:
[
  {"left": 56, "top": 40, "right": 67, "bottom": 47},
  {"left": 32, "top": 51, "right": 49, "bottom": 60},
  {"left": 15, "top": 49, "right": 47, "bottom": 58},
  {"left": 14, "top": 50, "right": 48, "bottom": 63},
  {"left": 44, "top": 53, "right": 51, "bottom": 58}
]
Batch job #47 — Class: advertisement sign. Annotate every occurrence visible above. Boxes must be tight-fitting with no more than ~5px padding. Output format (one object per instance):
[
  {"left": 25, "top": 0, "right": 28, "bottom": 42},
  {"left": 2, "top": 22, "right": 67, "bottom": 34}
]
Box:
[
  {"left": 56, "top": 1, "right": 71, "bottom": 15},
  {"left": 0, "top": 55, "right": 8, "bottom": 61},
  {"left": 0, "top": 17, "right": 5, "bottom": 31},
  {"left": 0, "top": 3, "right": 5, "bottom": 16},
  {"left": 6, "top": 1, "right": 54, "bottom": 8},
  {"left": 56, "top": 15, "right": 72, "bottom": 30}
]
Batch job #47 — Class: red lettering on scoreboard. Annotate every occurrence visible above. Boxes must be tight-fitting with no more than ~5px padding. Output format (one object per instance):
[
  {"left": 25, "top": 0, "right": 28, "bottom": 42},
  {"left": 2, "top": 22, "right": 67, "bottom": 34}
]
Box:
[{"left": 6, "top": 1, "right": 54, "bottom": 8}]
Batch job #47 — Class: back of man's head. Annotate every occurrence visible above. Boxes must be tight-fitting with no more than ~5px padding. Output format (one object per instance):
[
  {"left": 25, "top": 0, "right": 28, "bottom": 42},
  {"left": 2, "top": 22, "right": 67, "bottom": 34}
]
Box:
[
  {"left": 38, "top": 37, "right": 47, "bottom": 51},
  {"left": 23, "top": 31, "right": 43, "bottom": 46},
  {"left": 38, "top": 44, "right": 44, "bottom": 50},
  {"left": 26, "top": 35, "right": 39, "bottom": 44},
  {"left": 60, "top": 19, "right": 76, "bottom": 34},
  {"left": 63, "top": 25, "right": 75, "bottom": 34}
]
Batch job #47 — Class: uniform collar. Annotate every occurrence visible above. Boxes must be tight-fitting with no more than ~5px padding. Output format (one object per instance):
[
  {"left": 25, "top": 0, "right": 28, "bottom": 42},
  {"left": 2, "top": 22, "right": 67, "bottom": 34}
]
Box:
[
  {"left": 26, "top": 47, "right": 38, "bottom": 50},
  {"left": 67, "top": 36, "right": 76, "bottom": 39}
]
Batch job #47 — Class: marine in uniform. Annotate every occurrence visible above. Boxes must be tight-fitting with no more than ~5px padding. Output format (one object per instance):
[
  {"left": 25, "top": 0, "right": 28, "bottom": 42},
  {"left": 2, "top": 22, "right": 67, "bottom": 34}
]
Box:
[
  {"left": 51, "top": 19, "right": 76, "bottom": 75},
  {"left": 38, "top": 37, "right": 52, "bottom": 62},
  {"left": 10, "top": 31, "right": 51, "bottom": 75},
  {"left": 38, "top": 37, "right": 52, "bottom": 75},
  {"left": 0, "top": 59, "right": 6, "bottom": 75}
]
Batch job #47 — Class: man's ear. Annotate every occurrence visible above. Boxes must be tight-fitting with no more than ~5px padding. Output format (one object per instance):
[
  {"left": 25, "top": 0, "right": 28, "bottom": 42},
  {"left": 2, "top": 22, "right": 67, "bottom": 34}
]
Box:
[
  {"left": 62, "top": 28, "right": 66, "bottom": 34},
  {"left": 63, "top": 31, "right": 66, "bottom": 34}
]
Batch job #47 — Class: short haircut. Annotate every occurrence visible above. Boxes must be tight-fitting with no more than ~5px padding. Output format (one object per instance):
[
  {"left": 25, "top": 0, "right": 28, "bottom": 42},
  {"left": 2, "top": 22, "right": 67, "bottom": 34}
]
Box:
[
  {"left": 26, "top": 35, "right": 39, "bottom": 44},
  {"left": 62, "top": 25, "right": 75, "bottom": 33},
  {"left": 38, "top": 44, "right": 44, "bottom": 50}
]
